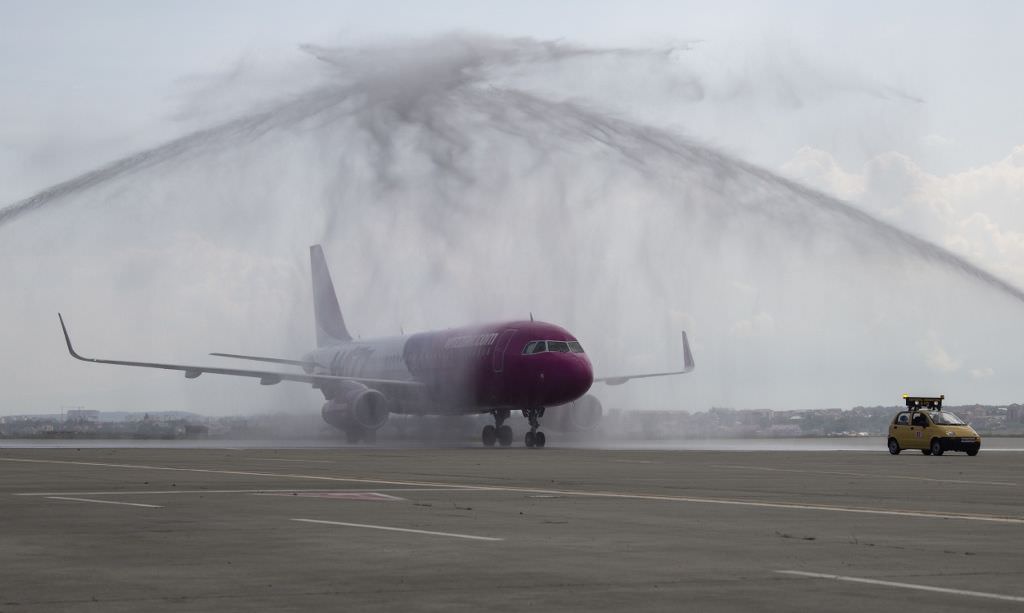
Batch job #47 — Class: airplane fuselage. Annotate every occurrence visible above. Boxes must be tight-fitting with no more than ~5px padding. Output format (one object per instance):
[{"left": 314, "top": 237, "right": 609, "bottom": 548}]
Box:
[{"left": 305, "top": 320, "right": 594, "bottom": 415}]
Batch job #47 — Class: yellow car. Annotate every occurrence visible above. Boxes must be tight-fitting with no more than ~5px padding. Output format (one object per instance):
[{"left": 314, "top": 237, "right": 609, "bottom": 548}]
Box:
[{"left": 887, "top": 408, "right": 981, "bottom": 456}]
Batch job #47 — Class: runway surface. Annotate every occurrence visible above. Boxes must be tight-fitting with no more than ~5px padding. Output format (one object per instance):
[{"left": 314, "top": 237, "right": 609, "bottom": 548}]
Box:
[{"left": 1, "top": 446, "right": 1021, "bottom": 611}]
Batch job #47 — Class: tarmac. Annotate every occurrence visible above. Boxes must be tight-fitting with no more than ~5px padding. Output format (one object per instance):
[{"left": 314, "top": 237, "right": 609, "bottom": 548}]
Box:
[{"left": 0, "top": 445, "right": 1021, "bottom": 612}]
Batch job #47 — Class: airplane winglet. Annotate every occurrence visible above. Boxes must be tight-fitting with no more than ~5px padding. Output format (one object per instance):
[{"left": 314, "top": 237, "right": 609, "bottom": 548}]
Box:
[
  {"left": 58, "top": 313, "right": 88, "bottom": 362},
  {"left": 594, "top": 330, "right": 695, "bottom": 386},
  {"left": 682, "top": 330, "right": 695, "bottom": 372}
]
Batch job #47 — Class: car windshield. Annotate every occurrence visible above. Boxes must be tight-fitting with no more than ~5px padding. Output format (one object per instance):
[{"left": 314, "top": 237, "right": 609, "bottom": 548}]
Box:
[{"left": 929, "top": 411, "right": 966, "bottom": 426}]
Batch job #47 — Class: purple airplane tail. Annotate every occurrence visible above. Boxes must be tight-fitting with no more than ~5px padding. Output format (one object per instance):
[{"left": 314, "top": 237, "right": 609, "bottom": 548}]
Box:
[{"left": 310, "top": 245, "right": 352, "bottom": 347}]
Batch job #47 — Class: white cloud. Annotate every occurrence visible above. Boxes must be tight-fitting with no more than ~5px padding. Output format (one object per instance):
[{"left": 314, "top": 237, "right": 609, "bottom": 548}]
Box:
[
  {"left": 781, "top": 145, "right": 1024, "bottom": 287},
  {"left": 781, "top": 146, "right": 864, "bottom": 200}
]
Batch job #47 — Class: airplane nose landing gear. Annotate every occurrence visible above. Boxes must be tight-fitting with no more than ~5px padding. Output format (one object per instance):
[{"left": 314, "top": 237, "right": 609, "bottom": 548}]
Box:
[{"left": 523, "top": 408, "right": 546, "bottom": 448}]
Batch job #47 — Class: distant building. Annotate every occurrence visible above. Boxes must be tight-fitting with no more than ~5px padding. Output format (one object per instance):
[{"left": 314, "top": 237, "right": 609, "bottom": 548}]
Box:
[{"left": 66, "top": 409, "right": 100, "bottom": 422}]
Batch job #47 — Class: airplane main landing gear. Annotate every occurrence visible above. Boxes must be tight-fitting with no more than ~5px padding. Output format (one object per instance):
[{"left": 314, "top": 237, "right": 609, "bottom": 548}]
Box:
[
  {"left": 482, "top": 409, "right": 514, "bottom": 447},
  {"left": 482, "top": 425, "right": 497, "bottom": 446},
  {"left": 523, "top": 408, "right": 546, "bottom": 448}
]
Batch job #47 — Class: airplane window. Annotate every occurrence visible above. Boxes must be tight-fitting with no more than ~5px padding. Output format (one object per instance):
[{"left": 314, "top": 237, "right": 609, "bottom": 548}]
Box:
[
  {"left": 532, "top": 341, "right": 547, "bottom": 354},
  {"left": 568, "top": 341, "right": 584, "bottom": 353},
  {"left": 522, "top": 342, "right": 537, "bottom": 354},
  {"left": 548, "top": 341, "right": 570, "bottom": 353}
]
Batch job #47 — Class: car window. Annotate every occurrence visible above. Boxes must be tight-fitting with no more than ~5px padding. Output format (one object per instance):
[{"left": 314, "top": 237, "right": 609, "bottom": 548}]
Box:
[
  {"left": 896, "top": 413, "right": 909, "bottom": 425},
  {"left": 930, "top": 412, "right": 966, "bottom": 426},
  {"left": 911, "top": 413, "right": 928, "bottom": 427}
]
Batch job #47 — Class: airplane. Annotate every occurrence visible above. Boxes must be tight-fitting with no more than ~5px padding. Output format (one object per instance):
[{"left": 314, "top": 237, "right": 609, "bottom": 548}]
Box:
[{"left": 58, "top": 245, "right": 694, "bottom": 447}]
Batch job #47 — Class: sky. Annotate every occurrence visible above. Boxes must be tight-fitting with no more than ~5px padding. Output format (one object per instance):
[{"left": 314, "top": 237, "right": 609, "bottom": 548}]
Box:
[{"left": 1, "top": 1, "right": 1023, "bottom": 415}]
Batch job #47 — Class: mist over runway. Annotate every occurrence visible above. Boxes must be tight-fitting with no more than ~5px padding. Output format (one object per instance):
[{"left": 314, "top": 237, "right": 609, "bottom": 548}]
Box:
[{"left": 2, "top": 35, "right": 1022, "bottom": 414}]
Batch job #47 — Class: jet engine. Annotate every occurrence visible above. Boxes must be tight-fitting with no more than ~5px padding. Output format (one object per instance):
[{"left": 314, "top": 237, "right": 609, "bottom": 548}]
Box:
[
  {"left": 321, "top": 382, "right": 390, "bottom": 431},
  {"left": 546, "top": 394, "right": 603, "bottom": 432}
]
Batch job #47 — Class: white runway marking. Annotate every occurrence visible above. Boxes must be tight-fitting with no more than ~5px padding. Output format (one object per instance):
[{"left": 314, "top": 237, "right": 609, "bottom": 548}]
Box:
[
  {"left": 260, "top": 492, "right": 406, "bottom": 501},
  {"left": 776, "top": 571, "right": 1024, "bottom": 603},
  {"left": 5, "top": 457, "right": 1022, "bottom": 524},
  {"left": 292, "top": 518, "right": 502, "bottom": 541},
  {"left": 717, "top": 465, "right": 1018, "bottom": 487},
  {"left": 244, "top": 457, "right": 336, "bottom": 464},
  {"left": 17, "top": 487, "right": 475, "bottom": 497},
  {"left": 46, "top": 496, "right": 162, "bottom": 508}
]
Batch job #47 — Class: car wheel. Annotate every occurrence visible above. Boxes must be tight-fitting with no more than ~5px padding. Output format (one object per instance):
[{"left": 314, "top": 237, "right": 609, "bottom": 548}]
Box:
[
  {"left": 921, "top": 449, "right": 932, "bottom": 455},
  {"left": 888, "top": 438, "right": 901, "bottom": 455},
  {"left": 966, "top": 445, "right": 980, "bottom": 457},
  {"left": 930, "top": 438, "right": 944, "bottom": 456}
]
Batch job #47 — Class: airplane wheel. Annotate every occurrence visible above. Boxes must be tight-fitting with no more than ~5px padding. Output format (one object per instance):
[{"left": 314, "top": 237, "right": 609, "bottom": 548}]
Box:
[
  {"left": 524, "top": 431, "right": 536, "bottom": 448},
  {"left": 930, "top": 439, "right": 944, "bottom": 456},
  {"left": 535, "top": 431, "right": 546, "bottom": 448},
  {"left": 887, "top": 438, "right": 900, "bottom": 455},
  {"left": 482, "top": 425, "right": 497, "bottom": 447},
  {"left": 497, "top": 425, "right": 513, "bottom": 447}
]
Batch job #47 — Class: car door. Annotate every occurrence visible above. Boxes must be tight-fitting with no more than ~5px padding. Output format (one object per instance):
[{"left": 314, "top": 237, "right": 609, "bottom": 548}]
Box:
[
  {"left": 891, "top": 412, "right": 913, "bottom": 448},
  {"left": 920, "top": 413, "right": 941, "bottom": 446},
  {"left": 907, "top": 412, "right": 929, "bottom": 449}
]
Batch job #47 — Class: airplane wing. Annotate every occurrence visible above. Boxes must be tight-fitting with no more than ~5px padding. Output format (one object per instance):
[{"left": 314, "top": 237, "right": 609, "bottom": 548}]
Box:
[
  {"left": 593, "top": 331, "right": 695, "bottom": 386},
  {"left": 58, "top": 314, "right": 423, "bottom": 389},
  {"left": 209, "top": 352, "right": 320, "bottom": 369}
]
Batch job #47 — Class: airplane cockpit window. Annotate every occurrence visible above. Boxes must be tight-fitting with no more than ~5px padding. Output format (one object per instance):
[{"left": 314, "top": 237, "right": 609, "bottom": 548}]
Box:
[
  {"left": 522, "top": 341, "right": 548, "bottom": 354},
  {"left": 523, "top": 340, "right": 585, "bottom": 354},
  {"left": 548, "top": 341, "right": 571, "bottom": 353}
]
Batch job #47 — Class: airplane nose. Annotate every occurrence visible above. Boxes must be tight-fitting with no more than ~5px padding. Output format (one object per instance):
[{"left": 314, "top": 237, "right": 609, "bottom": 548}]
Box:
[
  {"left": 541, "top": 355, "right": 593, "bottom": 406},
  {"left": 574, "top": 356, "right": 594, "bottom": 396}
]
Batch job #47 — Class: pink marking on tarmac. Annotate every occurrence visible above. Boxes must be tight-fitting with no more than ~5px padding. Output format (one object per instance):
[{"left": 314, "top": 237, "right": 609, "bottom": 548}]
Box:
[{"left": 258, "top": 492, "right": 406, "bottom": 502}]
